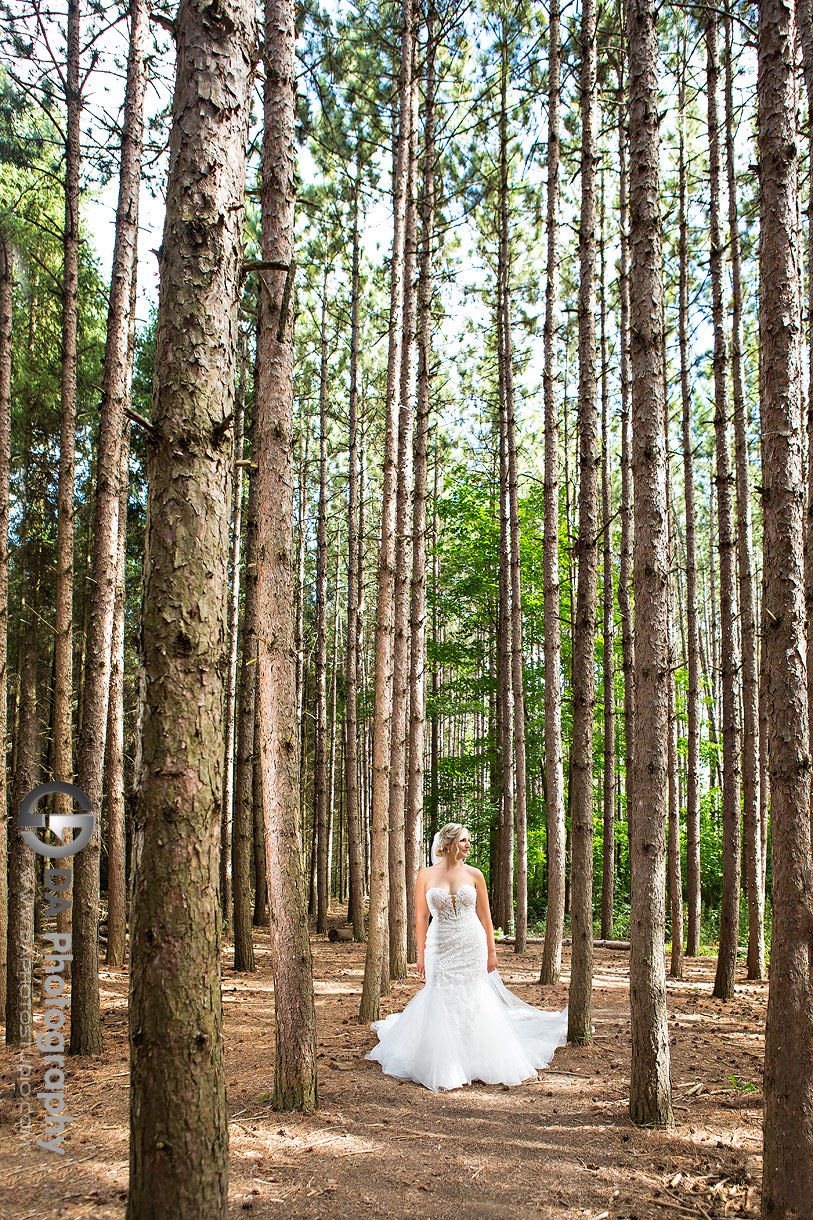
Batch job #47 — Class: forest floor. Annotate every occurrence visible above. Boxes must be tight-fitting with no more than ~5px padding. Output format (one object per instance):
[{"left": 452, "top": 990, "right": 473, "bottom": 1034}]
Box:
[{"left": 0, "top": 910, "right": 767, "bottom": 1220}]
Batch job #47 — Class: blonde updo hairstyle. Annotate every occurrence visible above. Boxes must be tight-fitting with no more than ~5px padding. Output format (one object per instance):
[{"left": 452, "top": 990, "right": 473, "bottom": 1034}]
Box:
[{"left": 434, "top": 822, "right": 469, "bottom": 863}]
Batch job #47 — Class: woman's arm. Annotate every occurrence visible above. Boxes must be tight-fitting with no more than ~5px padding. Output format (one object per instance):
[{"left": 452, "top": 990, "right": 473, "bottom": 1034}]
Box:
[
  {"left": 415, "top": 870, "right": 430, "bottom": 980},
  {"left": 473, "top": 869, "right": 499, "bottom": 973}
]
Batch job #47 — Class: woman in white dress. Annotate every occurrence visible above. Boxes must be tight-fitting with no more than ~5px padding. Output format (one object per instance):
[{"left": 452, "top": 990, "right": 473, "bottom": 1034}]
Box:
[{"left": 365, "top": 822, "right": 569, "bottom": 1092}]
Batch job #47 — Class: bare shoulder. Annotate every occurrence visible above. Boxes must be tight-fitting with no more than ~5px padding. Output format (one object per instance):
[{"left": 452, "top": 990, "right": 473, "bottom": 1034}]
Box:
[{"left": 465, "top": 865, "right": 485, "bottom": 885}]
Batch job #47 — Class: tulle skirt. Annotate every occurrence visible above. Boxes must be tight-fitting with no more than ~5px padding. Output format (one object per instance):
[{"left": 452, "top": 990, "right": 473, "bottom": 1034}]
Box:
[{"left": 365, "top": 954, "right": 568, "bottom": 1093}]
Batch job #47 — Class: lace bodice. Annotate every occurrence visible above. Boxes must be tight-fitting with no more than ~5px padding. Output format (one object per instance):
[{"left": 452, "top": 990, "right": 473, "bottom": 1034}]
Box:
[{"left": 426, "top": 883, "right": 478, "bottom": 923}]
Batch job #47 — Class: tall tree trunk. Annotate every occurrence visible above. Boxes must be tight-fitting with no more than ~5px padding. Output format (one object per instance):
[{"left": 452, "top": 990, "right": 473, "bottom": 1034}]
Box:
[
  {"left": 127, "top": 1, "right": 255, "bottom": 1211},
  {"left": 360, "top": 0, "right": 414, "bottom": 1022},
  {"left": 800, "top": 0, "right": 813, "bottom": 854},
  {"left": 599, "top": 178, "right": 615, "bottom": 943},
  {"left": 5, "top": 502, "right": 41, "bottom": 1046},
  {"left": 499, "top": 19, "right": 528, "bottom": 955},
  {"left": 429, "top": 447, "right": 440, "bottom": 842},
  {"left": 626, "top": 0, "right": 674, "bottom": 1128},
  {"left": 706, "top": 482, "right": 721, "bottom": 790},
  {"left": 308, "top": 711, "right": 317, "bottom": 917},
  {"left": 234, "top": 433, "right": 259, "bottom": 966},
  {"left": 105, "top": 418, "right": 131, "bottom": 971},
  {"left": 72, "top": 0, "right": 146, "bottom": 1053},
  {"left": 221, "top": 350, "right": 246, "bottom": 931},
  {"left": 0, "top": 234, "right": 12, "bottom": 1015},
  {"left": 678, "top": 58, "right": 702, "bottom": 959},
  {"left": 255, "top": 0, "right": 318, "bottom": 1110},
  {"left": 616, "top": 78, "right": 635, "bottom": 899},
  {"left": 252, "top": 674, "right": 268, "bottom": 926},
  {"left": 406, "top": 9, "right": 435, "bottom": 963},
  {"left": 52, "top": 0, "right": 81, "bottom": 957},
  {"left": 724, "top": 6, "right": 763, "bottom": 983},
  {"left": 495, "top": 74, "right": 514, "bottom": 933},
  {"left": 496, "top": 299, "right": 513, "bottom": 935},
  {"left": 707, "top": 15, "right": 742, "bottom": 1002},
  {"left": 106, "top": 252, "right": 138, "bottom": 971},
  {"left": 315, "top": 272, "right": 330, "bottom": 936},
  {"left": 667, "top": 448, "right": 684, "bottom": 980},
  {"left": 758, "top": 592, "right": 770, "bottom": 893},
  {"left": 388, "top": 61, "right": 419, "bottom": 981},
  {"left": 295, "top": 417, "right": 309, "bottom": 734},
  {"left": 568, "top": 0, "right": 598, "bottom": 1046},
  {"left": 539, "top": 0, "right": 564, "bottom": 983},
  {"left": 345, "top": 162, "right": 365, "bottom": 942},
  {"left": 759, "top": 0, "right": 813, "bottom": 1206},
  {"left": 327, "top": 542, "right": 341, "bottom": 902},
  {"left": 358, "top": 412, "right": 369, "bottom": 891}
]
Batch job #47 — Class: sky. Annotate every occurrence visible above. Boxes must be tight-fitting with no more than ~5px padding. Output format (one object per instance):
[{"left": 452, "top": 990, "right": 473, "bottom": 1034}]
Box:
[
  {"left": 50, "top": 0, "right": 762, "bottom": 472},
  {"left": 83, "top": 15, "right": 394, "bottom": 330}
]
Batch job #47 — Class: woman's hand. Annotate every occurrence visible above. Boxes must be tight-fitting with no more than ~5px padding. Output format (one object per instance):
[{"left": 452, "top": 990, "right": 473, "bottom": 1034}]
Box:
[
  {"left": 416, "top": 953, "right": 425, "bottom": 981},
  {"left": 487, "top": 949, "right": 498, "bottom": 974}
]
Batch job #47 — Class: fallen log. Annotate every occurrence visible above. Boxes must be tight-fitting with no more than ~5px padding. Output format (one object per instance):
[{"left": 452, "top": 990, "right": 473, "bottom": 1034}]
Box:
[{"left": 495, "top": 935, "right": 632, "bottom": 951}]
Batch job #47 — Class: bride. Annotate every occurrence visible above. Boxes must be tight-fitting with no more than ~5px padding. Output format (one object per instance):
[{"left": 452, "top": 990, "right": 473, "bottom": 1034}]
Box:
[{"left": 365, "top": 822, "right": 568, "bottom": 1092}]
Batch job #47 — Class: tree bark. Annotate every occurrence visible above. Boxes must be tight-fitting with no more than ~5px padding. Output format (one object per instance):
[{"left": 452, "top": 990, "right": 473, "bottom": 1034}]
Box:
[
  {"left": 801, "top": 0, "right": 813, "bottom": 855},
  {"left": 127, "top": 1, "right": 255, "bottom": 1212},
  {"left": 540, "top": 0, "right": 565, "bottom": 987},
  {"left": 360, "top": 0, "right": 414, "bottom": 1022},
  {"left": 723, "top": 5, "right": 762, "bottom": 984},
  {"left": 707, "top": 15, "right": 742, "bottom": 1003},
  {"left": 667, "top": 446, "right": 683, "bottom": 980},
  {"left": 499, "top": 19, "right": 528, "bottom": 956},
  {"left": 727, "top": 26, "right": 764, "bottom": 981},
  {"left": 255, "top": 0, "right": 318, "bottom": 1110},
  {"left": 345, "top": 162, "right": 365, "bottom": 942},
  {"left": 568, "top": 0, "right": 598, "bottom": 1046},
  {"left": 616, "top": 78, "right": 635, "bottom": 894},
  {"left": 252, "top": 673, "right": 268, "bottom": 926},
  {"left": 0, "top": 233, "right": 12, "bottom": 1016},
  {"left": 678, "top": 58, "right": 702, "bottom": 959},
  {"left": 105, "top": 243, "right": 138, "bottom": 971},
  {"left": 429, "top": 446, "right": 440, "bottom": 842},
  {"left": 105, "top": 417, "right": 132, "bottom": 971},
  {"left": 759, "top": 0, "right": 813, "bottom": 1206},
  {"left": 72, "top": 0, "right": 147, "bottom": 1054},
  {"left": 496, "top": 299, "right": 513, "bottom": 936},
  {"left": 5, "top": 501, "right": 41, "bottom": 1046},
  {"left": 315, "top": 271, "right": 330, "bottom": 936},
  {"left": 295, "top": 416, "right": 309, "bottom": 733},
  {"left": 221, "top": 351, "right": 246, "bottom": 932},
  {"left": 327, "top": 542, "right": 341, "bottom": 902},
  {"left": 626, "top": 0, "right": 674, "bottom": 1128},
  {"left": 599, "top": 177, "right": 615, "bottom": 943},
  {"left": 388, "top": 57, "right": 419, "bottom": 980},
  {"left": 52, "top": 0, "right": 81, "bottom": 961},
  {"left": 234, "top": 435, "right": 259, "bottom": 968},
  {"left": 406, "top": 8, "right": 435, "bottom": 963}
]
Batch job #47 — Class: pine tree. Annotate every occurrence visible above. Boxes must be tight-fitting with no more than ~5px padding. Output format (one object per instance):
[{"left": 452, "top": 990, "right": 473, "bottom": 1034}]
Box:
[
  {"left": 626, "top": 0, "right": 673, "bottom": 1129},
  {"left": 255, "top": 0, "right": 318, "bottom": 1111},
  {"left": 127, "top": 0, "right": 257, "bottom": 1210},
  {"left": 760, "top": 0, "right": 813, "bottom": 1207}
]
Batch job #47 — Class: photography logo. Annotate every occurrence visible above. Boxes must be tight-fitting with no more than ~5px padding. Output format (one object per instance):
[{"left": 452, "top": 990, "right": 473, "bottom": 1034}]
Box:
[
  {"left": 16, "top": 781, "right": 95, "bottom": 1153},
  {"left": 19, "top": 781, "right": 95, "bottom": 857}
]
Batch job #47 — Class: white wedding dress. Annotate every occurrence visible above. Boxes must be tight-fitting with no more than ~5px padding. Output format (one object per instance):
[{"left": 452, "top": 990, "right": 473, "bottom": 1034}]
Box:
[{"left": 365, "top": 883, "right": 568, "bottom": 1092}]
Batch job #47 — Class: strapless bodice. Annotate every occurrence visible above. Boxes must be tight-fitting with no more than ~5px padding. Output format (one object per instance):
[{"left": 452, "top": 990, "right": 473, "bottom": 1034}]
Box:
[{"left": 426, "top": 883, "right": 478, "bottom": 923}]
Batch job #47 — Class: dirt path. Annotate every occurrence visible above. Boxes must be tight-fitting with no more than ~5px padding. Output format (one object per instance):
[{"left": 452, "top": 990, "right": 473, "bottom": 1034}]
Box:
[{"left": 0, "top": 918, "right": 765, "bottom": 1219}]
